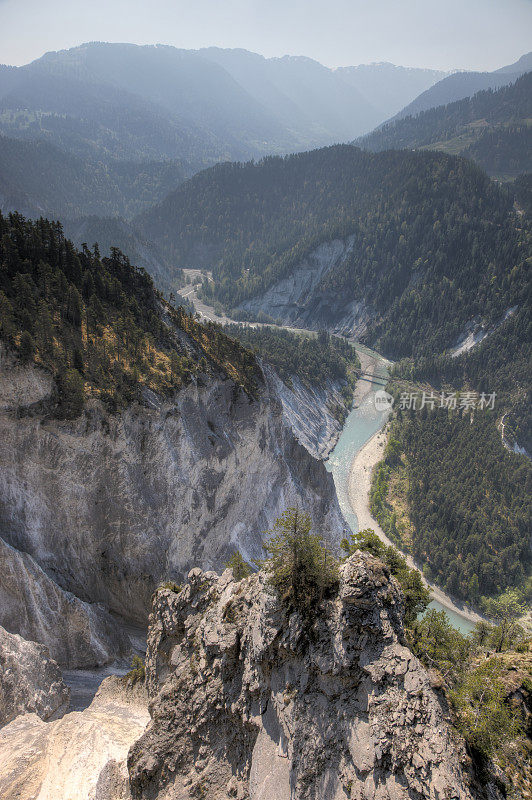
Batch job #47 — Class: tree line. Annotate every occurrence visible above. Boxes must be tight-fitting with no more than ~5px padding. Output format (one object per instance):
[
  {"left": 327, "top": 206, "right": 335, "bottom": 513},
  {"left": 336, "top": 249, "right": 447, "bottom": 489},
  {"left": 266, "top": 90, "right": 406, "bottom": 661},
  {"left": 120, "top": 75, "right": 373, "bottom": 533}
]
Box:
[{"left": 0, "top": 212, "right": 261, "bottom": 416}]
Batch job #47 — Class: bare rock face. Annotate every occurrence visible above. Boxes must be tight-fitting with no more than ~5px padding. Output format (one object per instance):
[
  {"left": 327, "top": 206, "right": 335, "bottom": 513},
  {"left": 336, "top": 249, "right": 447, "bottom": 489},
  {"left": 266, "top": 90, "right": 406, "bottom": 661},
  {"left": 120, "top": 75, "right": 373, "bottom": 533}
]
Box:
[
  {"left": 0, "top": 359, "right": 344, "bottom": 625},
  {"left": 0, "top": 536, "right": 130, "bottom": 668},
  {"left": 0, "top": 625, "right": 70, "bottom": 727},
  {"left": 237, "top": 236, "right": 371, "bottom": 338},
  {"left": 265, "top": 366, "right": 347, "bottom": 460},
  {"left": 0, "top": 675, "right": 148, "bottom": 800},
  {"left": 128, "top": 553, "right": 480, "bottom": 800}
]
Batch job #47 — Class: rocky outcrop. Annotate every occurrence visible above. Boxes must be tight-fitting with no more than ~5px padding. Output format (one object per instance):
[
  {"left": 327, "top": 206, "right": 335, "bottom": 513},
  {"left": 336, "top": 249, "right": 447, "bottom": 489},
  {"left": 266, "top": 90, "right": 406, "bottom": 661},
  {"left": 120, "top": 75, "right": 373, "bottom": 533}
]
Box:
[
  {"left": 0, "top": 625, "right": 70, "bottom": 727},
  {"left": 0, "top": 675, "right": 148, "bottom": 800},
  {"left": 128, "top": 553, "right": 482, "bottom": 800},
  {"left": 0, "top": 536, "right": 130, "bottom": 668},
  {"left": 238, "top": 236, "right": 371, "bottom": 337},
  {"left": 0, "top": 357, "right": 344, "bottom": 626}
]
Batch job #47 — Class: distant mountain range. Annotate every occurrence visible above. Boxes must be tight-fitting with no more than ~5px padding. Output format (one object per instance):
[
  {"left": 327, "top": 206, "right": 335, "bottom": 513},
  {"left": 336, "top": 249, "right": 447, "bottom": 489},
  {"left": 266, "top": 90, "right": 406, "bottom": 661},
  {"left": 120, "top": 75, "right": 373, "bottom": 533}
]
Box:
[
  {"left": 0, "top": 42, "right": 448, "bottom": 170},
  {"left": 1, "top": 42, "right": 530, "bottom": 291},
  {"left": 334, "top": 62, "right": 447, "bottom": 120},
  {"left": 389, "top": 51, "right": 532, "bottom": 121},
  {"left": 358, "top": 71, "right": 532, "bottom": 179}
]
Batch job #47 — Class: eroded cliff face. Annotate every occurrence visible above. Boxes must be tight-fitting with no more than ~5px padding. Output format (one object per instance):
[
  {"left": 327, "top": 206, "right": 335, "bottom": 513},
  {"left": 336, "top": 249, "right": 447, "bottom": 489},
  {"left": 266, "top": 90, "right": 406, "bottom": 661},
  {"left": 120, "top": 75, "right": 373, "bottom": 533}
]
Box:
[
  {"left": 238, "top": 237, "right": 371, "bottom": 337},
  {"left": 0, "top": 358, "right": 344, "bottom": 626},
  {"left": 128, "top": 553, "right": 482, "bottom": 800},
  {"left": 265, "top": 366, "right": 348, "bottom": 460},
  {"left": 0, "top": 537, "right": 130, "bottom": 668}
]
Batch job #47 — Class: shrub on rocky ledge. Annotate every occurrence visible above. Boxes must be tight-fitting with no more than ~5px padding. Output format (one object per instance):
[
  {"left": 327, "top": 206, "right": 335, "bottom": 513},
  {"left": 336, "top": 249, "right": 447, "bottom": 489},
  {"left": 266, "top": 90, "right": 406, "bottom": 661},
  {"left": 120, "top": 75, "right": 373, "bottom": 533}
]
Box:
[
  {"left": 124, "top": 655, "right": 145, "bottom": 686},
  {"left": 262, "top": 506, "right": 339, "bottom": 615}
]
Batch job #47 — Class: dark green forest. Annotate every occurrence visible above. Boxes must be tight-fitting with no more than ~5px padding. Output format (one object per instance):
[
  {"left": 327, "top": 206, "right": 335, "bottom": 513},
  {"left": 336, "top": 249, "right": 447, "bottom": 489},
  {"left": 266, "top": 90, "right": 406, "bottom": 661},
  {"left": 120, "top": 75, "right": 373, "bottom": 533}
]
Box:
[
  {"left": 463, "top": 126, "right": 532, "bottom": 179},
  {"left": 224, "top": 324, "right": 359, "bottom": 395},
  {"left": 0, "top": 212, "right": 260, "bottom": 415},
  {"left": 358, "top": 71, "right": 532, "bottom": 178},
  {"left": 0, "top": 135, "right": 187, "bottom": 219},
  {"left": 373, "top": 407, "right": 531, "bottom": 601},
  {"left": 395, "top": 304, "right": 532, "bottom": 453},
  {"left": 138, "top": 144, "right": 528, "bottom": 359}
]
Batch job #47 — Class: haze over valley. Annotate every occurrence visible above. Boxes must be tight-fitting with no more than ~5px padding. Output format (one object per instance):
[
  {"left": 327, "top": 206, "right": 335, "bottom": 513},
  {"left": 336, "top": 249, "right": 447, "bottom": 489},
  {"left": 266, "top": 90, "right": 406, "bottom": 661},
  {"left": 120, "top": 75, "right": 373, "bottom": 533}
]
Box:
[{"left": 0, "top": 5, "right": 531, "bottom": 798}]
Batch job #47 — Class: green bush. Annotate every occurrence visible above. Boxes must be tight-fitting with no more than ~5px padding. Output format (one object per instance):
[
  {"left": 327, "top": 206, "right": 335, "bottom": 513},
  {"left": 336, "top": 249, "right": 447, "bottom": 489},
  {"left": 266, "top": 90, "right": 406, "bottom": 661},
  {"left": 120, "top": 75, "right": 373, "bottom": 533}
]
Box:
[
  {"left": 159, "top": 580, "right": 182, "bottom": 593},
  {"left": 449, "top": 660, "right": 522, "bottom": 760},
  {"left": 124, "top": 655, "right": 145, "bottom": 685},
  {"left": 263, "top": 507, "right": 338, "bottom": 614},
  {"left": 410, "top": 609, "right": 470, "bottom": 685},
  {"left": 341, "top": 527, "right": 430, "bottom": 626},
  {"left": 225, "top": 551, "right": 252, "bottom": 580}
]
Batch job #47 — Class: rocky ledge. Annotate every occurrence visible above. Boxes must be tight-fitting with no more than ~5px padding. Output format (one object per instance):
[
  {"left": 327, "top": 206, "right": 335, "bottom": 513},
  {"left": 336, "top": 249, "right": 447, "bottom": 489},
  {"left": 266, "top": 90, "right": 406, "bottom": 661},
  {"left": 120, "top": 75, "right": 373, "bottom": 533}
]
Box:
[{"left": 128, "top": 552, "right": 483, "bottom": 800}]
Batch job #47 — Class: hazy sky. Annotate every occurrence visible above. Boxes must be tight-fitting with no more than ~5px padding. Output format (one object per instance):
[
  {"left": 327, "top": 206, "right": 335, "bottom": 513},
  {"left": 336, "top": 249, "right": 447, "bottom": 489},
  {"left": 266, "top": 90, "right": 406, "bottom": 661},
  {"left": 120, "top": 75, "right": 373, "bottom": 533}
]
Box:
[{"left": 1, "top": 0, "right": 530, "bottom": 71}]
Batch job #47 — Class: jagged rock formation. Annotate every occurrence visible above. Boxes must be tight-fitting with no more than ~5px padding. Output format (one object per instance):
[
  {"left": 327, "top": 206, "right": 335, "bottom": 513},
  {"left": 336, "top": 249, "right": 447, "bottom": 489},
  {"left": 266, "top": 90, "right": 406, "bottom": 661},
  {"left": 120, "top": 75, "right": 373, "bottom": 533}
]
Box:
[
  {"left": 0, "top": 675, "right": 148, "bottom": 800},
  {"left": 0, "top": 357, "right": 344, "bottom": 626},
  {"left": 0, "top": 625, "right": 70, "bottom": 726},
  {"left": 128, "top": 553, "right": 482, "bottom": 800},
  {"left": 0, "top": 536, "right": 130, "bottom": 668}
]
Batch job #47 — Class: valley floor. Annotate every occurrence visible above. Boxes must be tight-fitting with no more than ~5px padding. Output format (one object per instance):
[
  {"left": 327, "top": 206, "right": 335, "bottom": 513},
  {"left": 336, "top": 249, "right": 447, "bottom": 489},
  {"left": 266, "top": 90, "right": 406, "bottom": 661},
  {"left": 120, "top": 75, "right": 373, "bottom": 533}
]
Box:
[{"left": 178, "top": 275, "right": 490, "bottom": 630}]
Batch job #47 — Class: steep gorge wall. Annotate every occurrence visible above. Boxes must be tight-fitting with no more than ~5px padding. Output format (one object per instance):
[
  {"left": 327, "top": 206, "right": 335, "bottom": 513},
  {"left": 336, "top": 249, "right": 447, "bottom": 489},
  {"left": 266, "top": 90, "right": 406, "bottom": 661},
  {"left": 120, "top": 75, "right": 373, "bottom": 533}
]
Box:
[
  {"left": 266, "top": 366, "right": 347, "bottom": 460},
  {"left": 0, "top": 537, "right": 130, "bottom": 668},
  {"left": 0, "top": 358, "right": 345, "bottom": 627},
  {"left": 238, "top": 236, "right": 372, "bottom": 337}
]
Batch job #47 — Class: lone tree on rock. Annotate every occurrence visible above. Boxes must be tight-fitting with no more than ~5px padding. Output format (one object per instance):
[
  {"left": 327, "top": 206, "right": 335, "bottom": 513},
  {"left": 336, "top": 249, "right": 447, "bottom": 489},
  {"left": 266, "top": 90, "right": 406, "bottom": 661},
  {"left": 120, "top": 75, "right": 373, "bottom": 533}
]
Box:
[{"left": 262, "top": 507, "right": 338, "bottom": 614}]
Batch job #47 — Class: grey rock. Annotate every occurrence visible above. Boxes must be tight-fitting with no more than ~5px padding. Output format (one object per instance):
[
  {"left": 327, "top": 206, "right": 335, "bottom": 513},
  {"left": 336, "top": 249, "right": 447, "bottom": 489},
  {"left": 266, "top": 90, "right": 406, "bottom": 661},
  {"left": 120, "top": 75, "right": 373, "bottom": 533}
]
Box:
[
  {"left": 0, "top": 625, "right": 70, "bottom": 727},
  {"left": 0, "top": 535, "right": 130, "bottom": 668},
  {"left": 128, "top": 553, "right": 482, "bottom": 799},
  {"left": 0, "top": 675, "right": 148, "bottom": 800},
  {"left": 0, "top": 358, "right": 344, "bottom": 625},
  {"left": 265, "top": 366, "right": 347, "bottom": 460},
  {"left": 238, "top": 236, "right": 371, "bottom": 337}
]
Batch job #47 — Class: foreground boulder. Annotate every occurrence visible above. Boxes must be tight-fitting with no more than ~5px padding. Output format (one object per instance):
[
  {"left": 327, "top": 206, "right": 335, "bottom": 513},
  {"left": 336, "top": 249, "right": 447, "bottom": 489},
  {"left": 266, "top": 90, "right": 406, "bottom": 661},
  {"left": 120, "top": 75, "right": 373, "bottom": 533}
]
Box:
[
  {"left": 0, "top": 625, "right": 70, "bottom": 727},
  {"left": 128, "top": 553, "right": 483, "bottom": 800}
]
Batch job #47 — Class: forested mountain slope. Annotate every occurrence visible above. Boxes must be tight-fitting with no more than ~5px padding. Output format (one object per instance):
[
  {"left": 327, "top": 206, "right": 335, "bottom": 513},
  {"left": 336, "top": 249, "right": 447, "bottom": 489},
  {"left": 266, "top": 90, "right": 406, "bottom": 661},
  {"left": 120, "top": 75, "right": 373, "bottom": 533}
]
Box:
[
  {"left": 61, "top": 216, "right": 176, "bottom": 296},
  {"left": 372, "top": 402, "right": 531, "bottom": 602},
  {"left": 0, "top": 135, "right": 187, "bottom": 219},
  {"left": 137, "top": 145, "right": 528, "bottom": 359},
  {"left": 375, "top": 295, "right": 532, "bottom": 606},
  {"left": 0, "top": 212, "right": 261, "bottom": 410},
  {"left": 390, "top": 51, "right": 532, "bottom": 121},
  {"left": 358, "top": 72, "right": 532, "bottom": 179}
]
